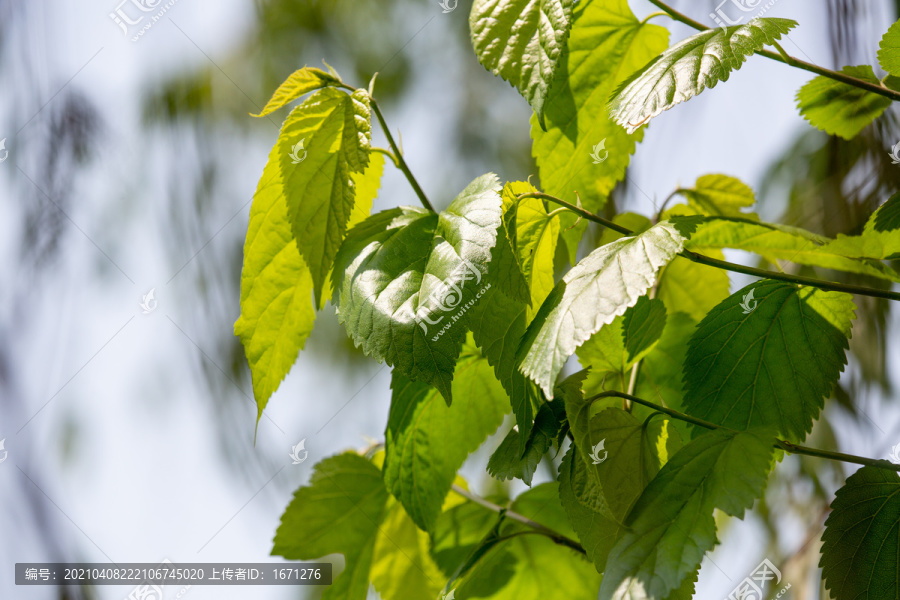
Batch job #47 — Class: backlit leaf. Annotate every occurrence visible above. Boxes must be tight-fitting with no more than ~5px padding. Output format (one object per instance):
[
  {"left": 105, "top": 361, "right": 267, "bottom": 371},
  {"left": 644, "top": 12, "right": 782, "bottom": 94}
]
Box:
[
  {"left": 683, "top": 281, "right": 855, "bottom": 442},
  {"left": 797, "top": 65, "right": 892, "bottom": 140}
]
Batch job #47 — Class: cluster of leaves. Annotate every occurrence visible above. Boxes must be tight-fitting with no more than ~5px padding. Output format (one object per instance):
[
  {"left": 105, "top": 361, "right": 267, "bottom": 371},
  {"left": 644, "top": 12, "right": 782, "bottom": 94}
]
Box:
[{"left": 235, "top": 2, "right": 900, "bottom": 599}]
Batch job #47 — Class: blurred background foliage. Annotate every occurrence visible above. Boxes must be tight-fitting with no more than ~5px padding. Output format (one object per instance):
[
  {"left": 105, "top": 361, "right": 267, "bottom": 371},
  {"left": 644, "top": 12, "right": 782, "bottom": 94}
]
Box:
[{"left": 2, "top": 0, "right": 900, "bottom": 598}]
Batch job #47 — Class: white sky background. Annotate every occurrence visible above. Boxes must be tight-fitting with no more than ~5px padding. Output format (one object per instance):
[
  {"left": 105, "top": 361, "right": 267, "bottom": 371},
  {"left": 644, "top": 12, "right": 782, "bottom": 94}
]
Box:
[{"left": 1, "top": 0, "right": 899, "bottom": 599}]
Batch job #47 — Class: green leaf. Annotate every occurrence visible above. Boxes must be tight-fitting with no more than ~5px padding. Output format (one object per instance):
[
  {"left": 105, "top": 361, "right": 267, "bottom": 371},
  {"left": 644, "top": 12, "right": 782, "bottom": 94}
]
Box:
[
  {"left": 518, "top": 222, "right": 686, "bottom": 398},
  {"left": 236, "top": 151, "right": 384, "bottom": 420},
  {"left": 682, "top": 215, "right": 900, "bottom": 282},
  {"left": 576, "top": 297, "right": 666, "bottom": 395},
  {"left": 622, "top": 296, "right": 667, "bottom": 363},
  {"left": 470, "top": 0, "right": 574, "bottom": 125},
  {"left": 235, "top": 127, "right": 321, "bottom": 419},
  {"left": 879, "top": 20, "right": 900, "bottom": 76},
  {"left": 273, "top": 453, "right": 448, "bottom": 600},
  {"left": 273, "top": 453, "right": 389, "bottom": 600},
  {"left": 279, "top": 87, "right": 372, "bottom": 305},
  {"left": 384, "top": 339, "right": 508, "bottom": 532},
  {"left": 577, "top": 313, "right": 631, "bottom": 394},
  {"left": 253, "top": 67, "right": 341, "bottom": 117},
  {"left": 558, "top": 446, "right": 622, "bottom": 574},
  {"left": 470, "top": 288, "right": 539, "bottom": 453},
  {"left": 580, "top": 408, "right": 673, "bottom": 521},
  {"left": 531, "top": 0, "right": 669, "bottom": 262},
  {"left": 633, "top": 312, "right": 697, "bottom": 441},
  {"left": 333, "top": 173, "right": 503, "bottom": 401},
  {"left": 598, "top": 428, "right": 776, "bottom": 600},
  {"left": 797, "top": 65, "right": 892, "bottom": 140},
  {"left": 610, "top": 18, "right": 797, "bottom": 134},
  {"left": 370, "top": 495, "right": 446, "bottom": 599},
  {"left": 820, "top": 465, "right": 900, "bottom": 600},
  {"left": 487, "top": 399, "right": 566, "bottom": 485},
  {"left": 655, "top": 254, "right": 730, "bottom": 322},
  {"left": 683, "top": 281, "right": 855, "bottom": 443},
  {"left": 502, "top": 182, "right": 560, "bottom": 317},
  {"left": 680, "top": 174, "right": 756, "bottom": 217},
  {"left": 873, "top": 191, "right": 900, "bottom": 232},
  {"left": 471, "top": 183, "right": 557, "bottom": 452},
  {"left": 818, "top": 192, "right": 900, "bottom": 261},
  {"left": 431, "top": 499, "right": 507, "bottom": 581},
  {"left": 455, "top": 483, "right": 603, "bottom": 599}
]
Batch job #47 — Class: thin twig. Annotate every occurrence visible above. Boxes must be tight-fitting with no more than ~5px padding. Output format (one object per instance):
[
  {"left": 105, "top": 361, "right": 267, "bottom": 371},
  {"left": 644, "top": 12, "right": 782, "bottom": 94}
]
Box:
[
  {"left": 450, "top": 484, "right": 587, "bottom": 555},
  {"left": 586, "top": 391, "right": 900, "bottom": 473},
  {"left": 517, "top": 191, "right": 900, "bottom": 302}
]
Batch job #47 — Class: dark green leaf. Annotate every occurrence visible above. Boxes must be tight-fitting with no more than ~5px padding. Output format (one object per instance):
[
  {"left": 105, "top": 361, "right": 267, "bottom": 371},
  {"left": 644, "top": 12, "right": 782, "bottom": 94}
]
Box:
[
  {"left": 487, "top": 399, "right": 566, "bottom": 485},
  {"left": 820, "top": 465, "right": 900, "bottom": 600},
  {"left": 623, "top": 296, "right": 667, "bottom": 363},
  {"left": 598, "top": 428, "right": 776, "bottom": 600},
  {"left": 683, "top": 281, "right": 855, "bottom": 442}
]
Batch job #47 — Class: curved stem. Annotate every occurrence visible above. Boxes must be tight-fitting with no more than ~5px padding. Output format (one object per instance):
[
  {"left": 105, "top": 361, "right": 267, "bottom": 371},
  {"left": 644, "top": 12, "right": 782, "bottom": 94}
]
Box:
[
  {"left": 518, "top": 191, "right": 900, "bottom": 302},
  {"left": 450, "top": 484, "right": 586, "bottom": 555},
  {"left": 371, "top": 146, "right": 400, "bottom": 168},
  {"left": 370, "top": 100, "right": 435, "bottom": 212},
  {"left": 646, "top": 0, "right": 900, "bottom": 103},
  {"left": 586, "top": 391, "right": 900, "bottom": 473},
  {"left": 640, "top": 11, "right": 669, "bottom": 25}
]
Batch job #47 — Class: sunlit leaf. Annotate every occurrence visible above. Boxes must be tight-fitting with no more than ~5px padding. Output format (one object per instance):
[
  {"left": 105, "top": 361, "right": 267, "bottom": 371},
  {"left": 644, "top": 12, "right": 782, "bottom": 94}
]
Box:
[
  {"left": 279, "top": 87, "right": 372, "bottom": 304},
  {"left": 518, "top": 222, "right": 685, "bottom": 397},
  {"left": 532, "top": 0, "right": 669, "bottom": 262},
  {"left": 333, "top": 174, "right": 502, "bottom": 401},
  {"left": 470, "top": 0, "right": 574, "bottom": 125},
  {"left": 610, "top": 18, "right": 796, "bottom": 133},
  {"left": 253, "top": 66, "right": 342, "bottom": 117}
]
